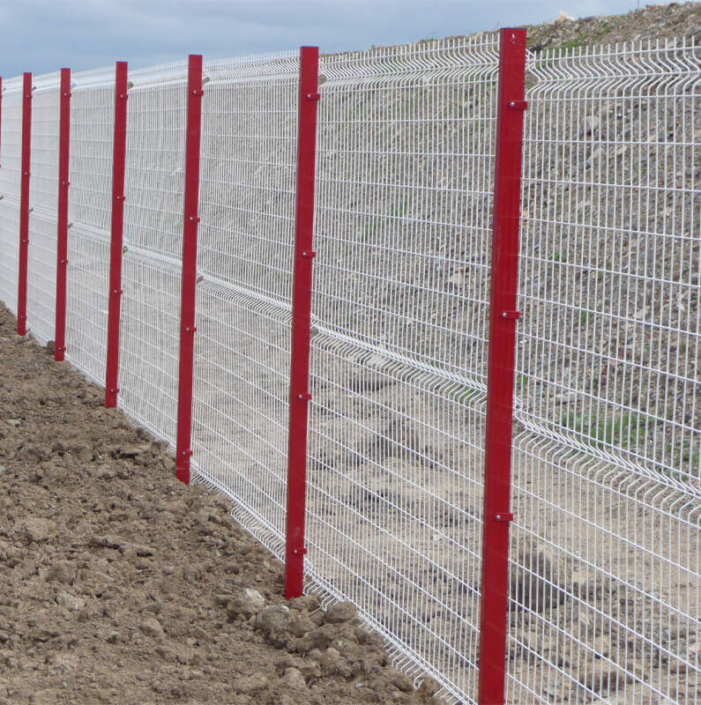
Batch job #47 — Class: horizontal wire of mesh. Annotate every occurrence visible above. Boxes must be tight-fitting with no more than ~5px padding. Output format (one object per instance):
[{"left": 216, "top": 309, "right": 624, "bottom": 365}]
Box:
[
  {"left": 29, "top": 74, "right": 61, "bottom": 214},
  {"left": 0, "top": 83, "right": 23, "bottom": 204},
  {"left": 196, "top": 54, "right": 299, "bottom": 301},
  {"left": 65, "top": 227, "right": 110, "bottom": 387},
  {"left": 69, "top": 76, "right": 115, "bottom": 234},
  {"left": 508, "top": 39, "right": 700, "bottom": 704},
  {"left": 191, "top": 280, "right": 292, "bottom": 557},
  {"left": 307, "top": 35, "right": 500, "bottom": 705},
  {"left": 26, "top": 210, "right": 58, "bottom": 346},
  {"left": 0, "top": 199, "right": 20, "bottom": 313},
  {"left": 123, "top": 64, "right": 187, "bottom": 259},
  {"left": 118, "top": 251, "right": 182, "bottom": 446}
]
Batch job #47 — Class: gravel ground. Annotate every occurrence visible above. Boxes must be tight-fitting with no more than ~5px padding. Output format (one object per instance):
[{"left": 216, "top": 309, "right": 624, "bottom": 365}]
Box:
[{"left": 0, "top": 302, "right": 442, "bottom": 705}]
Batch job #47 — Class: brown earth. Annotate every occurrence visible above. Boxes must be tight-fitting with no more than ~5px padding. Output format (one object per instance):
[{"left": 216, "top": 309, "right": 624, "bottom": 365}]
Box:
[
  {"left": 524, "top": 2, "right": 700, "bottom": 51},
  {"left": 0, "top": 302, "right": 443, "bottom": 705}
]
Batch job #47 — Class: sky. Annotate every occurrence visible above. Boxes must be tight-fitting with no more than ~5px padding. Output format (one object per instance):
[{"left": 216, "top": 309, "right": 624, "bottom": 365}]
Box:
[{"left": 0, "top": 0, "right": 667, "bottom": 79}]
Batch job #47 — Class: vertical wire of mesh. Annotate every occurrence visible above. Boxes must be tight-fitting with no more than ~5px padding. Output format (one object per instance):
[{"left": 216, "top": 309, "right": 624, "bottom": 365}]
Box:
[
  {"left": 307, "top": 37, "right": 500, "bottom": 704},
  {"left": 0, "top": 78, "right": 24, "bottom": 313},
  {"left": 65, "top": 67, "right": 115, "bottom": 385},
  {"left": 190, "top": 53, "right": 299, "bottom": 556},
  {"left": 117, "top": 62, "right": 188, "bottom": 444},
  {"left": 508, "top": 39, "right": 700, "bottom": 704},
  {"left": 26, "top": 73, "right": 61, "bottom": 345}
]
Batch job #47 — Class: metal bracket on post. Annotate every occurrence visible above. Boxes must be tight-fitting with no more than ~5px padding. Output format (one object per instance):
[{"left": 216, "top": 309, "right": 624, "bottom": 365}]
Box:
[
  {"left": 175, "top": 54, "right": 204, "bottom": 487},
  {"left": 54, "top": 68, "right": 72, "bottom": 362},
  {"left": 478, "top": 28, "right": 528, "bottom": 705},
  {"left": 285, "top": 46, "right": 320, "bottom": 601},
  {"left": 105, "top": 61, "right": 129, "bottom": 408}
]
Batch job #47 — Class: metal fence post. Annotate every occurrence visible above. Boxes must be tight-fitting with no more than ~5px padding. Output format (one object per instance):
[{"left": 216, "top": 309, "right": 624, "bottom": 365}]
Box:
[
  {"left": 105, "top": 61, "right": 129, "bottom": 408},
  {"left": 54, "top": 68, "right": 71, "bottom": 362},
  {"left": 175, "top": 54, "right": 204, "bottom": 485},
  {"left": 285, "top": 46, "right": 320, "bottom": 600},
  {"left": 478, "top": 28, "right": 528, "bottom": 705},
  {"left": 17, "top": 72, "right": 32, "bottom": 336}
]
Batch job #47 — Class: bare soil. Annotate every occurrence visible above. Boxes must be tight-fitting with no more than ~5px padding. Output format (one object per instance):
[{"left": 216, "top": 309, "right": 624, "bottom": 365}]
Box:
[{"left": 0, "top": 302, "right": 442, "bottom": 705}]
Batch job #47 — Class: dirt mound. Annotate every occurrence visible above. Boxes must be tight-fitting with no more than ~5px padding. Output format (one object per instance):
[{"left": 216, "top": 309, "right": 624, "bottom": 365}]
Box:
[
  {"left": 0, "top": 302, "right": 440, "bottom": 705},
  {"left": 525, "top": 2, "right": 700, "bottom": 51}
]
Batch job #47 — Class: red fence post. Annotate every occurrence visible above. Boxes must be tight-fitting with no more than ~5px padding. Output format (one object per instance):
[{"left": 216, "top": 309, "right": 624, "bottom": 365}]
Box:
[
  {"left": 175, "top": 54, "right": 204, "bottom": 485},
  {"left": 285, "top": 46, "right": 320, "bottom": 600},
  {"left": 105, "top": 61, "right": 129, "bottom": 408},
  {"left": 17, "top": 72, "right": 32, "bottom": 336},
  {"left": 478, "top": 28, "right": 528, "bottom": 705},
  {"left": 54, "top": 68, "right": 71, "bottom": 362}
]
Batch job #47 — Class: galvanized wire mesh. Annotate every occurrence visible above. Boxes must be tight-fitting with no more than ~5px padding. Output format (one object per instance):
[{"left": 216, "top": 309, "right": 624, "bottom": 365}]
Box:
[
  {"left": 65, "top": 228, "right": 110, "bottom": 386},
  {"left": 60, "top": 68, "right": 116, "bottom": 383},
  {"left": 508, "top": 39, "right": 701, "bottom": 705},
  {"left": 26, "top": 211, "right": 58, "bottom": 346},
  {"left": 190, "top": 53, "right": 299, "bottom": 555},
  {"left": 24, "top": 76, "right": 62, "bottom": 346},
  {"left": 69, "top": 68, "right": 115, "bottom": 233},
  {"left": 30, "top": 74, "right": 61, "bottom": 214},
  {"left": 0, "top": 79, "right": 23, "bottom": 316},
  {"left": 196, "top": 54, "right": 299, "bottom": 298},
  {"left": 123, "top": 62, "right": 188, "bottom": 259},
  {"left": 118, "top": 250, "right": 182, "bottom": 443},
  {"left": 0, "top": 78, "right": 23, "bottom": 204},
  {"left": 114, "top": 63, "right": 189, "bottom": 441},
  {"left": 307, "top": 36, "right": 500, "bottom": 704},
  {"left": 0, "top": 200, "right": 20, "bottom": 313}
]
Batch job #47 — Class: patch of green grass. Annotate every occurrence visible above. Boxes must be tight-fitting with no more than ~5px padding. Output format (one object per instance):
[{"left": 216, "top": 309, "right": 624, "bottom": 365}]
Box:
[{"left": 560, "top": 412, "right": 647, "bottom": 451}]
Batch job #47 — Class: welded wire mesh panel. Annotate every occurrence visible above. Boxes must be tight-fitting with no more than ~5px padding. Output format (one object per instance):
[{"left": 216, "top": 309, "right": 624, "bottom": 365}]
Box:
[
  {"left": 30, "top": 74, "right": 61, "bottom": 213},
  {"left": 307, "top": 36, "right": 500, "bottom": 704},
  {"left": 508, "top": 40, "right": 701, "bottom": 704},
  {"left": 124, "top": 63, "right": 188, "bottom": 258},
  {"left": 118, "top": 252, "right": 181, "bottom": 445},
  {"left": 65, "top": 228, "right": 110, "bottom": 386},
  {"left": 26, "top": 211, "right": 57, "bottom": 345},
  {"left": 0, "top": 200, "right": 20, "bottom": 313},
  {"left": 191, "top": 281, "right": 291, "bottom": 555},
  {"left": 187, "top": 54, "right": 299, "bottom": 542},
  {"left": 0, "top": 79, "right": 23, "bottom": 202},
  {"left": 197, "top": 54, "right": 299, "bottom": 298},
  {"left": 69, "top": 68, "right": 115, "bottom": 233}
]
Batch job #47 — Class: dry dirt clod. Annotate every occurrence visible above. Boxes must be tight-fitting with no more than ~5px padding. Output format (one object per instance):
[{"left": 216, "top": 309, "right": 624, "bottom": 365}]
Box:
[
  {"left": 140, "top": 617, "right": 166, "bottom": 640},
  {"left": 227, "top": 587, "right": 266, "bottom": 620},
  {"left": 323, "top": 600, "right": 358, "bottom": 624}
]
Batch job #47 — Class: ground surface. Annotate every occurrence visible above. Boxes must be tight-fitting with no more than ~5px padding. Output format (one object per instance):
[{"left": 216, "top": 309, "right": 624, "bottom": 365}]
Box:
[{"left": 0, "top": 303, "right": 442, "bottom": 705}]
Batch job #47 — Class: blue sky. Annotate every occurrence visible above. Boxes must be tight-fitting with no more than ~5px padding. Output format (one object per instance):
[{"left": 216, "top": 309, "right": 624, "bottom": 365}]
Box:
[{"left": 1, "top": 0, "right": 666, "bottom": 79}]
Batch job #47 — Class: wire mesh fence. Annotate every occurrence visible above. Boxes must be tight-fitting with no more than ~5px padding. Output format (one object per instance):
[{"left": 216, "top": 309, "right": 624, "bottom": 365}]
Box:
[
  {"left": 306, "top": 35, "right": 500, "bottom": 702},
  {"left": 507, "top": 39, "right": 700, "bottom": 705},
  {"left": 0, "top": 35, "right": 698, "bottom": 705},
  {"left": 191, "top": 52, "right": 299, "bottom": 559}
]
